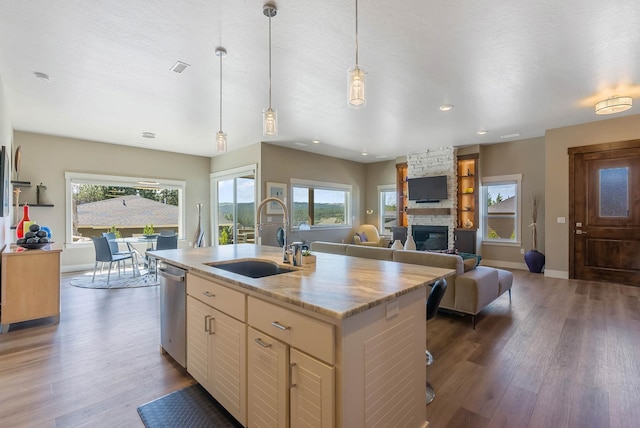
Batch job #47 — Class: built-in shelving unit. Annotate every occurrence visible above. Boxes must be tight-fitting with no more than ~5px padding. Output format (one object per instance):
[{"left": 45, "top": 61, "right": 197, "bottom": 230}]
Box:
[
  {"left": 396, "top": 162, "right": 408, "bottom": 227},
  {"left": 455, "top": 154, "right": 479, "bottom": 253}
]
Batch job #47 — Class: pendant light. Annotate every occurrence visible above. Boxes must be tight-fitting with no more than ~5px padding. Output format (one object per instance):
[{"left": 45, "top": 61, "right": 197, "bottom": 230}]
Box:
[
  {"left": 348, "top": 0, "right": 366, "bottom": 109},
  {"left": 263, "top": 3, "right": 278, "bottom": 136},
  {"left": 215, "top": 47, "right": 227, "bottom": 152}
]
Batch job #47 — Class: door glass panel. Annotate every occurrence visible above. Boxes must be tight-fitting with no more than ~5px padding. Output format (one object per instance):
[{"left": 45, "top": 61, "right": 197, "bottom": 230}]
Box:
[
  {"left": 599, "top": 167, "right": 628, "bottom": 217},
  {"left": 236, "top": 177, "right": 255, "bottom": 243},
  {"left": 218, "top": 179, "right": 234, "bottom": 245}
]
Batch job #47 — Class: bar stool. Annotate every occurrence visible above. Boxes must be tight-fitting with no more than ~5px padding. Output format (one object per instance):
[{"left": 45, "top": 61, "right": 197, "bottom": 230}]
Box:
[{"left": 426, "top": 278, "right": 448, "bottom": 404}]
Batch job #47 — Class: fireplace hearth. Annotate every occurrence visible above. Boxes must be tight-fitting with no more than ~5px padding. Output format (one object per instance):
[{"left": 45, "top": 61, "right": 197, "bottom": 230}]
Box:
[{"left": 411, "top": 225, "right": 448, "bottom": 251}]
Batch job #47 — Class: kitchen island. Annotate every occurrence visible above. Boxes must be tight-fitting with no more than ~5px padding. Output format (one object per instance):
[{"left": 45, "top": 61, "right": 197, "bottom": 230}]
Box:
[{"left": 151, "top": 244, "right": 453, "bottom": 428}]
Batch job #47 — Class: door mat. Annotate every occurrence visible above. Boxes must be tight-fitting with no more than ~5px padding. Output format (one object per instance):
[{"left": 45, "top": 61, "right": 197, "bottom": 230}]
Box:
[{"left": 137, "top": 384, "right": 243, "bottom": 428}]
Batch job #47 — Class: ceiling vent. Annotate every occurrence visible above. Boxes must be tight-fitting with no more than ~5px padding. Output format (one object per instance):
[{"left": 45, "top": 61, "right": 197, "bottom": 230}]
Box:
[{"left": 170, "top": 61, "right": 190, "bottom": 73}]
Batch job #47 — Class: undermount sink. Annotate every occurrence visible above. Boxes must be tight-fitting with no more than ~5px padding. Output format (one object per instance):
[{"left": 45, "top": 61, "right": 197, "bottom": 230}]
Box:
[{"left": 206, "top": 259, "right": 296, "bottom": 279}]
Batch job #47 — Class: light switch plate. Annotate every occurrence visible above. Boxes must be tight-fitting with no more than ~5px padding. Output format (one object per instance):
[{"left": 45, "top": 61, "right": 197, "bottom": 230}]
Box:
[{"left": 557, "top": 217, "right": 566, "bottom": 224}]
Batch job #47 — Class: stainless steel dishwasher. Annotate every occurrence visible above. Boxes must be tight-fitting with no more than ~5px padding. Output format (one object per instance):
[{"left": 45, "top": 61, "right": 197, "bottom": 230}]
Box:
[{"left": 159, "top": 262, "right": 186, "bottom": 368}]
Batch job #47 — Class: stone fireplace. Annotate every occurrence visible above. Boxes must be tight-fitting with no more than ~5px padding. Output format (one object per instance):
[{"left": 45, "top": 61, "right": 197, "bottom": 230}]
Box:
[
  {"left": 406, "top": 147, "right": 457, "bottom": 250},
  {"left": 411, "top": 225, "right": 448, "bottom": 251}
]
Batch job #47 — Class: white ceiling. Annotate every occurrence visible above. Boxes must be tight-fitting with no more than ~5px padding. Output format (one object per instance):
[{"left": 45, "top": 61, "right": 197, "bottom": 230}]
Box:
[{"left": 0, "top": 0, "right": 639, "bottom": 163}]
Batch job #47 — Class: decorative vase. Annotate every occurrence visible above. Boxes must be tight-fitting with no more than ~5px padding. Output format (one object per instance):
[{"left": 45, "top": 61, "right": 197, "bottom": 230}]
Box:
[
  {"left": 193, "top": 203, "right": 205, "bottom": 247},
  {"left": 391, "top": 239, "right": 403, "bottom": 250},
  {"left": 16, "top": 204, "right": 32, "bottom": 239},
  {"left": 404, "top": 235, "right": 417, "bottom": 251},
  {"left": 524, "top": 250, "right": 545, "bottom": 273}
]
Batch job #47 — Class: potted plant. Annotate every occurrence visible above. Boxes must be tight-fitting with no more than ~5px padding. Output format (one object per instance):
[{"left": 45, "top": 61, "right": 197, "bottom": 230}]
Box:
[
  {"left": 302, "top": 249, "right": 316, "bottom": 264},
  {"left": 524, "top": 195, "right": 545, "bottom": 273},
  {"left": 143, "top": 224, "right": 156, "bottom": 237}
]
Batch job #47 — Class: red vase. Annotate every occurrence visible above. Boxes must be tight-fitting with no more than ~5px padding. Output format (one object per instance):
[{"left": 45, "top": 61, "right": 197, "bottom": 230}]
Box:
[{"left": 16, "top": 205, "right": 31, "bottom": 239}]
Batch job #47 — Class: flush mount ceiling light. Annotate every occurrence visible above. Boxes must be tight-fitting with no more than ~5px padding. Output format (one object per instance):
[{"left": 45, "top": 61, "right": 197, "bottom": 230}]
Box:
[
  {"left": 595, "top": 96, "right": 632, "bottom": 115},
  {"left": 263, "top": 4, "right": 278, "bottom": 136},
  {"left": 170, "top": 61, "right": 190, "bottom": 73},
  {"left": 142, "top": 132, "right": 156, "bottom": 139},
  {"left": 348, "top": 0, "right": 366, "bottom": 109},
  {"left": 439, "top": 104, "right": 454, "bottom": 111},
  {"left": 215, "top": 47, "right": 228, "bottom": 153}
]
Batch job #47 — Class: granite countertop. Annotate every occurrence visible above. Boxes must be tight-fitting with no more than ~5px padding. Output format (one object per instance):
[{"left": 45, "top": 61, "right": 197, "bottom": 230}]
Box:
[{"left": 150, "top": 244, "right": 454, "bottom": 320}]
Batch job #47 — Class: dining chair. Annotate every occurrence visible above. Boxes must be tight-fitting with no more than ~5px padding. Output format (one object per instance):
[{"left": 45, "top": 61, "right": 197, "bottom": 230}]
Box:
[
  {"left": 147, "top": 234, "right": 178, "bottom": 282},
  {"left": 91, "top": 236, "right": 133, "bottom": 285},
  {"left": 102, "top": 232, "right": 134, "bottom": 273}
]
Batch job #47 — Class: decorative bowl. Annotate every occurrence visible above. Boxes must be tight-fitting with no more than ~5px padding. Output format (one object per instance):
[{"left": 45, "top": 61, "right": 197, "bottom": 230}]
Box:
[{"left": 16, "top": 241, "right": 53, "bottom": 250}]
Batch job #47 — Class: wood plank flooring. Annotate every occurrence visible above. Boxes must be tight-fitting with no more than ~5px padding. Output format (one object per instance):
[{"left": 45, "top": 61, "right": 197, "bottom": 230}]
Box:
[
  {"left": 427, "top": 270, "right": 640, "bottom": 428},
  {"left": 1, "top": 269, "right": 639, "bottom": 427}
]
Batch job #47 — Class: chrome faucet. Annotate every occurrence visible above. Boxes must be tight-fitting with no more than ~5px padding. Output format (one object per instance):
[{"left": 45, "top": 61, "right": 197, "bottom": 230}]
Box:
[
  {"left": 290, "top": 241, "right": 303, "bottom": 266},
  {"left": 256, "top": 197, "right": 289, "bottom": 263}
]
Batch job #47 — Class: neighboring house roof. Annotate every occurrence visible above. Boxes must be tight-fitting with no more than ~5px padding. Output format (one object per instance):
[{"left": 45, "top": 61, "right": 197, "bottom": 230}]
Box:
[
  {"left": 488, "top": 196, "right": 515, "bottom": 214},
  {"left": 77, "top": 195, "right": 178, "bottom": 227}
]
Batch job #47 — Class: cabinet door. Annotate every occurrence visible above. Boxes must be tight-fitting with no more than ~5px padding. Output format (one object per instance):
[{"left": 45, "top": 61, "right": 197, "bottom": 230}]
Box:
[
  {"left": 186, "top": 295, "right": 211, "bottom": 389},
  {"left": 290, "top": 348, "right": 335, "bottom": 428},
  {"left": 247, "top": 327, "right": 288, "bottom": 428},
  {"left": 209, "top": 307, "right": 247, "bottom": 426}
]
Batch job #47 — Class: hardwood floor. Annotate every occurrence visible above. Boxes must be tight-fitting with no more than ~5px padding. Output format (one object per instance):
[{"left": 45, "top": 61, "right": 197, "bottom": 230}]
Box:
[
  {"left": 0, "top": 272, "right": 194, "bottom": 428},
  {"left": 1, "top": 269, "right": 639, "bottom": 427},
  {"left": 427, "top": 269, "right": 640, "bottom": 428}
]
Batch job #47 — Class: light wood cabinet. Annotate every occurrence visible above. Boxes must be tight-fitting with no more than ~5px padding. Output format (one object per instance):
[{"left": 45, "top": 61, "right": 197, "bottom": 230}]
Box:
[
  {"left": 186, "top": 275, "right": 247, "bottom": 426},
  {"left": 1, "top": 247, "right": 61, "bottom": 334},
  {"left": 247, "top": 297, "right": 336, "bottom": 428}
]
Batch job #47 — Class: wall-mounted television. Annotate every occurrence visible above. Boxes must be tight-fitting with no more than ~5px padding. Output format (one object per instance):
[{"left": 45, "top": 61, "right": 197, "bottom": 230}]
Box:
[{"left": 407, "top": 175, "right": 448, "bottom": 203}]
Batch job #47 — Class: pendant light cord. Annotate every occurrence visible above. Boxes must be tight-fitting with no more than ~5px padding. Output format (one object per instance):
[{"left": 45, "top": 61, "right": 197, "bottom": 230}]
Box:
[
  {"left": 355, "top": 0, "right": 359, "bottom": 66},
  {"left": 268, "top": 13, "right": 272, "bottom": 109},
  {"left": 219, "top": 52, "right": 223, "bottom": 132}
]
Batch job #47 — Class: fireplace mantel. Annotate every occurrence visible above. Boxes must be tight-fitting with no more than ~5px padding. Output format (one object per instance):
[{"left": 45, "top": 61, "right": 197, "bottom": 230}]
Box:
[{"left": 405, "top": 207, "right": 451, "bottom": 216}]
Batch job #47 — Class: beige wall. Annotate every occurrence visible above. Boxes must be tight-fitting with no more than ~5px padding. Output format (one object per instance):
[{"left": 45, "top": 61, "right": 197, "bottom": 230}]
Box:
[
  {"left": 210, "top": 142, "right": 261, "bottom": 174},
  {"left": 0, "top": 71, "right": 12, "bottom": 249},
  {"left": 260, "top": 143, "right": 366, "bottom": 246},
  {"left": 13, "top": 131, "right": 211, "bottom": 271},
  {"left": 364, "top": 160, "right": 397, "bottom": 231},
  {"left": 544, "top": 113, "right": 640, "bottom": 278},
  {"left": 480, "top": 137, "right": 546, "bottom": 268}
]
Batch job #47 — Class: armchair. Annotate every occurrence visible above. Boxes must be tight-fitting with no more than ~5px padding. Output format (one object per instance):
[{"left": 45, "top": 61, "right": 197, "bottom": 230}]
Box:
[{"left": 353, "top": 224, "right": 387, "bottom": 247}]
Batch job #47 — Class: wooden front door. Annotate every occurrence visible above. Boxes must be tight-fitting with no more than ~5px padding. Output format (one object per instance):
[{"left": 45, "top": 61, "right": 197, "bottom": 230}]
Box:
[{"left": 569, "top": 140, "right": 640, "bottom": 285}]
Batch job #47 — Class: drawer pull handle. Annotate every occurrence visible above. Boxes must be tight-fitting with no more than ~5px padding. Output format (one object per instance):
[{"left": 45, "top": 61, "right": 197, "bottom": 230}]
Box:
[
  {"left": 209, "top": 317, "right": 215, "bottom": 335},
  {"left": 289, "top": 362, "right": 297, "bottom": 388},
  {"left": 204, "top": 315, "right": 210, "bottom": 332},
  {"left": 254, "top": 338, "right": 272, "bottom": 348},
  {"left": 203, "top": 291, "right": 215, "bottom": 298},
  {"left": 271, "top": 321, "right": 290, "bottom": 331}
]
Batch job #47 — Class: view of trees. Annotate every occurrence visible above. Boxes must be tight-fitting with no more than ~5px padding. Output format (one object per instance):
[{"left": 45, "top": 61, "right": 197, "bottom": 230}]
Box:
[
  {"left": 486, "top": 191, "right": 504, "bottom": 207},
  {"left": 293, "top": 202, "right": 346, "bottom": 225},
  {"left": 73, "top": 184, "right": 178, "bottom": 206}
]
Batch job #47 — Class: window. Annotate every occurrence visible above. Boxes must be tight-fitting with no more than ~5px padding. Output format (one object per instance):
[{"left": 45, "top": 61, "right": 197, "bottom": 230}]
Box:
[
  {"left": 65, "top": 172, "right": 185, "bottom": 245},
  {"left": 378, "top": 184, "right": 396, "bottom": 235},
  {"left": 481, "top": 174, "right": 522, "bottom": 245},
  {"left": 211, "top": 164, "right": 257, "bottom": 246},
  {"left": 291, "top": 179, "right": 352, "bottom": 229}
]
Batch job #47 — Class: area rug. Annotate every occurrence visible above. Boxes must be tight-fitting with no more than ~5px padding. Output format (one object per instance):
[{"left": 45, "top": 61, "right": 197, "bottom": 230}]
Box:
[
  {"left": 137, "top": 384, "right": 243, "bottom": 428},
  {"left": 69, "top": 268, "right": 159, "bottom": 289}
]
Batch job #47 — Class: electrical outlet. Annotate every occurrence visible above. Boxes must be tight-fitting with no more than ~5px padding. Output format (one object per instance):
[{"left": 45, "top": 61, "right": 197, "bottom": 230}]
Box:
[{"left": 520, "top": 248, "right": 525, "bottom": 254}]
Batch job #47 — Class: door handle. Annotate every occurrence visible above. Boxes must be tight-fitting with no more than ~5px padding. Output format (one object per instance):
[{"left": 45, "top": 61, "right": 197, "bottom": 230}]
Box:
[{"left": 575, "top": 230, "right": 587, "bottom": 235}]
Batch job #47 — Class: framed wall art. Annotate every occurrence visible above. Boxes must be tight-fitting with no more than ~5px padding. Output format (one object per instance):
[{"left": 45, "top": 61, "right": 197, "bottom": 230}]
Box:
[{"left": 266, "top": 182, "right": 287, "bottom": 214}]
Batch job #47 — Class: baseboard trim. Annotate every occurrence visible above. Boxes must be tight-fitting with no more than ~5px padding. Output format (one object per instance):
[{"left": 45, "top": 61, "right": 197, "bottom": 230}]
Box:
[
  {"left": 544, "top": 269, "right": 569, "bottom": 279},
  {"left": 62, "top": 263, "right": 95, "bottom": 273}
]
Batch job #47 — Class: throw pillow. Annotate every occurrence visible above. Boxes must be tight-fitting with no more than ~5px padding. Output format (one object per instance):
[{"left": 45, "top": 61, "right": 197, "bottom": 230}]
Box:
[
  {"left": 463, "top": 256, "right": 479, "bottom": 272},
  {"left": 355, "top": 232, "right": 368, "bottom": 242}
]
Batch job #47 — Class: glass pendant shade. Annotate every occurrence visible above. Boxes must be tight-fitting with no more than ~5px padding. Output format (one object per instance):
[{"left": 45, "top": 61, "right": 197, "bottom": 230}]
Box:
[
  {"left": 348, "top": 65, "right": 366, "bottom": 109},
  {"left": 216, "top": 130, "right": 227, "bottom": 153},
  {"left": 263, "top": 107, "right": 277, "bottom": 136}
]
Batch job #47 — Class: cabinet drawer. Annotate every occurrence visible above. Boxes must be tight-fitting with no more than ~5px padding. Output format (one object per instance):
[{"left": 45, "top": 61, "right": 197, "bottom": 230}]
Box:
[
  {"left": 187, "top": 274, "right": 245, "bottom": 322},
  {"left": 248, "top": 297, "right": 335, "bottom": 365}
]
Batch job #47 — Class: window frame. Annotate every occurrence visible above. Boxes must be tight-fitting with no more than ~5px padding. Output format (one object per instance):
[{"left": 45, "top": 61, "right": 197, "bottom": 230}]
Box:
[
  {"left": 481, "top": 174, "right": 522, "bottom": 246},
  {"left": 378, "top": 184, "right": 396, "bottom": 236},
  {"left": 290, "top": 178, "right": 352, "bottom": 231},
  {"left": 64, "top": 172, "right": 186, "bottom": 247}
]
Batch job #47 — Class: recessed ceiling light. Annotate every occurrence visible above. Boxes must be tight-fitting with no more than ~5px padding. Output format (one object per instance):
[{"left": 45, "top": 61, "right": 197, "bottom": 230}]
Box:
[
  {"left": 500, "top": 133, "right": 520, "bottom": 139},
  {"left": 170, "top": 61, "right": 191, "bottom": 73},
  {"left": 34, "top": 71, "right": 50, "bottom": 82},
  {"left": 361, "top": 151, "right": 368, "bottom": 156},
  {"left": 439, "top": 104, "right": 454, "bottom": 111},
  {"left": 312, "top": 139, "right": 320, "bottom": 144},
  {"left": 295, "top": 142, "right": 308, "bottom": 147},
  {"left": 142, "top": 132, "right": 156, "bottom": 139},
  {"left": 477, "top": 130, "right": 488, "bottom": 135}
]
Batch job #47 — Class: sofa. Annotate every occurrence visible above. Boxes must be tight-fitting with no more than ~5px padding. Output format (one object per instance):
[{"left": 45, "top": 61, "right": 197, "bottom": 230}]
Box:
[{"left": 310, "top": 241, "right": 513, "bottom": 328}]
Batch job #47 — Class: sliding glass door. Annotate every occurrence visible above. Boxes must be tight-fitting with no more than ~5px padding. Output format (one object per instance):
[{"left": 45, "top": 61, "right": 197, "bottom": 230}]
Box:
[{"left": 211, "top": 165, "right": 257, "bottom": 246}]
